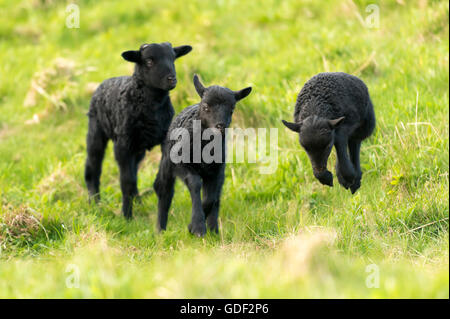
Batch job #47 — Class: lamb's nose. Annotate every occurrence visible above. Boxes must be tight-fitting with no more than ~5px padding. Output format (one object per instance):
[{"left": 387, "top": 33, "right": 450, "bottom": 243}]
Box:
[{"left": 167, "top": 75, "right": 176, "bottom": 83}]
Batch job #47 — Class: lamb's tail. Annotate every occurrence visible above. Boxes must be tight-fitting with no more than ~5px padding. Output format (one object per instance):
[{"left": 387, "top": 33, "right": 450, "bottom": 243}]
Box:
[{"left": 366, "top": 98, "right": 376, "bottom": 137}]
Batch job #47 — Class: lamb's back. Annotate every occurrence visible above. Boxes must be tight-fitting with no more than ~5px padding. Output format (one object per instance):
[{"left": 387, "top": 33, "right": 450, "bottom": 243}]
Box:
[
  {"left": 90, "top": 76, "right": 131, "bottom": 112},
  {"left": 168, "top": 104, "right": 200, "bottom": 134},
  {"left": 294, "top": 72, "right": 369, "bottom": 123}
]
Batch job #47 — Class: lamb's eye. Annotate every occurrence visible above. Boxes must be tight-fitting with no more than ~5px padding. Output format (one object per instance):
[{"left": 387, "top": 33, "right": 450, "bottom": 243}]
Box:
[
  {"left": 146, "top": 59, "right": 153, "bottom": 67},
  {"left": 203, "top": 103, "right": 210, "bottom": 112}
]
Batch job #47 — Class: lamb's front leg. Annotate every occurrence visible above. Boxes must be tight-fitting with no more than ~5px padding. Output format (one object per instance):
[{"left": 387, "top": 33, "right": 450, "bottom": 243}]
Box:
[
  {"left": 334, "top": 133, "right": 357, "bottom": 190},
  {"left": 202, "top": 168, "right": 225, "bottom": 234},
  {"left": 184, "top": 172, "right": 207, "bottom": 237}
]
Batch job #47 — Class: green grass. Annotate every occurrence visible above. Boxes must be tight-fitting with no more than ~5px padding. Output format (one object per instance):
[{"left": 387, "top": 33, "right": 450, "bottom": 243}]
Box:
[{"left": 0, "top": 0, "right": 448, "bottom": 298}]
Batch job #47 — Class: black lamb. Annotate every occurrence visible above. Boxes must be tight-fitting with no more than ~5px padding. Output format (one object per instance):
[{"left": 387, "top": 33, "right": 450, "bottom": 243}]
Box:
[
  {"left": 85, "top": 42, "right": 192, "bottom": 219},
  {"left": 154, "top": 74, "right": 252, "bottom": 237},
  {"left": 282, "top": 72, "right": 375, "bottom": 193}
]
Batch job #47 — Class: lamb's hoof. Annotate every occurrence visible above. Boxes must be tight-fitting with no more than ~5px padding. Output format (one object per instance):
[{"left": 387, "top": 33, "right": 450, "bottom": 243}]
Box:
[
  {"left": 336, "top": 169, "right": 355, "bottom": 190},
  {"left": 320, "top": 179, "right": 333, "bottom": 187},
  {"left": 350, "top": 179, "right": 361, "bottom": 194},
  {"left": 206, "top": 218, "right": 219, "bottom": 234},
  {"left": 88, "top": 193, "right": 100, "bottom": 204},
  {"left": 133, "top": 195, "right": 142, "bottom": 204},
  {"left": 315, "top": 170, "right": 333, "bottom": 187},
  {"left": 123, "top": 211, "right": 133, "bottom": 221},
  {"left": 207, "top": 224, "right": 219, "bottom": 234},
  {"left": 157, "top": 224, "right": 166, "bottom": 233},
  {"left": 336, "top": 173, "right": 350, "bottom": 189},
  {"left": 188, "top": 222, "right": 207, "bottom": 237}
]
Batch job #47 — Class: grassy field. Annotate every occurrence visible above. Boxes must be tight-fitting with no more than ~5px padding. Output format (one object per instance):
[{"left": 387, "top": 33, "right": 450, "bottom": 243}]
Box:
[{"left": 0, "top": 0, "right": 448, "bottom": 298}]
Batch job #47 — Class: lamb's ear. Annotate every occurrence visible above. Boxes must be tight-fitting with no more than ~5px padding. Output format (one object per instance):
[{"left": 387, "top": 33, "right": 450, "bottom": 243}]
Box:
[
  {"left": 282, "top": 120, "right": 302, "bottom": 132},
  {"left": 234, "top": 87, "right": 252, "bottom": 101},
  {"left": 174, "top": 45, "right": 192, "bottom": 59},
  {"left": 328, "top": 116, "right": 345, "bottom": 129},
  {"left": 193, "top": 74, "right": 205, "bottom": 98},
  {"left": 121, "top": 50, "right": 141, "bottom": 63}
]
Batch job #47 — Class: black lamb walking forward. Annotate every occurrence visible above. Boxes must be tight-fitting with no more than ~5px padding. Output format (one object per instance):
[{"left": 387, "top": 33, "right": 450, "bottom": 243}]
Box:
[
  {"left": 282, "top": 72, "right": 375, "bottom": 193},
  {"left": 85, "top": 42, "right": 192, "bottom": 219},
  {"left": 154, "top": 75, "right": 252, "bottom": 237}
]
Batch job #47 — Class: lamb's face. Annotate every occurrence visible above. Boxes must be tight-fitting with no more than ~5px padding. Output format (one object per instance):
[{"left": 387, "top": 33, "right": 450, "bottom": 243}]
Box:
[
  {"left": 299, "top": 116, "right": 335, "bottom": 186},
  {"left": 282, "top": 115, "right": 345, "bottom": 187},
  {"left": 198, "top": 86, "right": 237, "bottom": 134},
  {"left": 122, "top": 42, "right": 192, "bottom": 91},
  {"left": 193, "top": 75, "right": 252, "bottom": 135}
]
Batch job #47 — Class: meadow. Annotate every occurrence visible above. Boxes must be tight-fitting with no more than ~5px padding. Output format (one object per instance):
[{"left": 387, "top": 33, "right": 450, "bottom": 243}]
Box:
[{"left": 0, "top": 0, "right": 448, "bottom": 298}]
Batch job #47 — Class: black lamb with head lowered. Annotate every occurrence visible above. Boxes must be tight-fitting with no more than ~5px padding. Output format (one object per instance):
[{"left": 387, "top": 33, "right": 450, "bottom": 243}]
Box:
[
  {"left": 85, "top": 42, "right": 192, "bottom": 219},
  {"left": 282, "top": 72, "right": 375, "bottom": 193},
  {"left": 154, "top": 74, "right": 252, "bottom": 237}
]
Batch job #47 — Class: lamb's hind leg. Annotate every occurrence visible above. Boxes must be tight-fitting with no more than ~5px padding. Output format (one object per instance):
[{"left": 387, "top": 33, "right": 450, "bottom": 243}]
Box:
[
  {"left": 154, "top": 158, "right": 175, "bottom": 232},
  {"left": 334, "top": 133, "right": 356, "bottom": 190},
  {"left": 347, "top": 105, "right": 375, "bottom": 194},
  {"left": 132, "top": 151, "right": 146, "bottom": 200},
  {"left": 85, "top": 118, "right": 108, "bottom": 202},
  {"left": 348, "top": 139, "right": 362, "bottom": 194}
]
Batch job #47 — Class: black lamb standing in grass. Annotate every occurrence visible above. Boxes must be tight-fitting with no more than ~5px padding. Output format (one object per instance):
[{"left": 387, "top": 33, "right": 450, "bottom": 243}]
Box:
[
  {"left": 282, "top": 72, "right": 375, "bottom": 193},
  {"left": 154, "top": 74, "right": 252, "bottom": 237},
  {"left": 85, "top": 42, "right": 192, "bottom": 219}
]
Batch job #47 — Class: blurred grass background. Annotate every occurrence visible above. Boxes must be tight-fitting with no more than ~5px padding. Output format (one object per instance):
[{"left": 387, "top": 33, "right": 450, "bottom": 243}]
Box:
[{"left": 0, "top": 0, "right": 448, "bottom": 298}]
